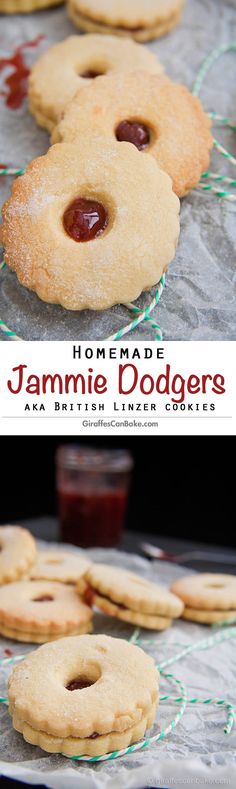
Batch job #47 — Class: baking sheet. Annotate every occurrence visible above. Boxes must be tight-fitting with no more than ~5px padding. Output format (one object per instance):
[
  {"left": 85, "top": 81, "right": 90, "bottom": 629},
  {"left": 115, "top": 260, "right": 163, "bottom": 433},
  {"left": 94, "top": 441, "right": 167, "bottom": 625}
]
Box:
[
  {"left": 0, "top": 0, "right": 236, "bottom": 341},
  {"left": 0, "top": 544, "right": 236, "bottom": 789}
]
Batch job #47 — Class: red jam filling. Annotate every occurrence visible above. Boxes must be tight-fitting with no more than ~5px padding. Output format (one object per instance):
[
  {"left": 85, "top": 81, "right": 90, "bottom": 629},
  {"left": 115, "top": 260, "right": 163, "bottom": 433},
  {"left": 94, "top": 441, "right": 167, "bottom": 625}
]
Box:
[
  {"left": 80, "top": 70, "right": 103, "bottom": 79},
  {"left": 83, "top": 585, "right": 95, "bottom": 606},
  {"left": 83, "top": 584, "right": 127, "bottom": 610},
  {"left": 66, "top": 677, "right": 94, "bottom": 691},
  {"left": 115, "top": 120, "right": 150, "bottom": 150},
  {"left": 63, "top": 198, "right": 108, "bottom": 242},
  {"left": 32, "top": 595, "right": 54, "bottom": 602}
]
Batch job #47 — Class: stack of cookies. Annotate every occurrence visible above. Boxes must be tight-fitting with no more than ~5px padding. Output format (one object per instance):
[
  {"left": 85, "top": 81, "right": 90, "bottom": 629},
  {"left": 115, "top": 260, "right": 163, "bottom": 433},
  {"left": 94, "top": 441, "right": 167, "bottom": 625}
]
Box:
[
  {"left": 0, "top": 579, "right": 93, "bottom": 642},
  {"left": 67, "top": 0, "right": 186, "bottom": 42},
  {"left": 1, "top": 30, "right": 212, "bottom": 315},
  {"left": 78, "top": 564, "right": 184, "bottom": 629},
  {"left": 171, "top": 573, "right": 236, "bottom": 625},
  {"left": 8, "top": 634, "right": 159, "bottom": 756}
]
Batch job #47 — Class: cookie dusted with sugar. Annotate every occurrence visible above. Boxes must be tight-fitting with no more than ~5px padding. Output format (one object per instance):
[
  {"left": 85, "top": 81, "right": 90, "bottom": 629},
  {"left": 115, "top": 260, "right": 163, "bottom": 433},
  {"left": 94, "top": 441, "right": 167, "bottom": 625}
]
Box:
[
  {"left": 78, "top": 564, "right": 184, "bottom": 629},
  {"left": 30, "top": 550, "right": 91, "bottom": 584},
  {"left": 0, "top": 580, "right": 93, "bottom": 642},
  {"left": 1, "top": 140, "right": 180, "bottom": 311},
  {"left": 171, "top": 574, "right": 236, "bottom": 625},
  {"left": 0, "top": 526, "right": 36, "bottom": 584},
  {"left": 0, "top": 0, "right": 63, "bottom": 11},
  {"left": 29, "top": 34, "right": 163, "bottom": 133},
  {"left": 8, "top": 634, "right": 159, "bottom": 756},
  {"left": 53, "top": 72, "right": 212, "bottom": 197},
  {"left": 67, "top": 0, "right": 185, "bottom": 42}
]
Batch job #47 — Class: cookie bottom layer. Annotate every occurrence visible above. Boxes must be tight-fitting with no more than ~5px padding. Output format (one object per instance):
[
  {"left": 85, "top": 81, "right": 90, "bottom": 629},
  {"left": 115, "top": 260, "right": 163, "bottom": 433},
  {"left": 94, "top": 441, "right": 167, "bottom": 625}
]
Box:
[
  {"left": 0, "top": 0, "right": 63, "bottom": 11},
  {"left": 183, "top": 607, "right": 236, "bottom": 624},
  {"left": 28, "top": 99, "right": 57, "bottom": 133},
  {"left": 93, "top": 592, "right": 172, "bottom": 630},
  {"left": 0, "top": 621, "right": 92, "bottom": 643},
  {"left": 11, "top": 700, "right": 157, "bottom": 756},
  {"left": 68, "top": 6, "right": 183, "bottom": 43}
]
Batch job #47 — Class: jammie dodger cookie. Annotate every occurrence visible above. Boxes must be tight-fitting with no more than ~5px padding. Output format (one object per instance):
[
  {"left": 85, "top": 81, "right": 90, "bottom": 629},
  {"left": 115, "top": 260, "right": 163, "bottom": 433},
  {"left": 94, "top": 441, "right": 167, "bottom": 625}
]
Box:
[
  {"left": 0, "top": 580, "right": 93, "bottom": 642},
  {"left": 1, "top": 140, "right": 180, "bottom": 311},
  {"left": 171, "top": 574, "right": 236, "bottom": 625},
  {"left": 8, "top": 634, "right": 159, "bottom": 756},
  {"left": 29, "top": 34, "right": 163, "bottom": 133},
  {"left": 0, "top": 526, "right": 36, "bottom": 584},
  {"left": 0, "top": 0, "right": 63, "bottom": 11},
  {"left": 67, "top": 0, "right": 185, "bottom": 43},
  {"left": 30, "top": 550, "right": 91, "bottom": 584},
  {"left": 53, "top": 72, "right": 212, "bottom": 197},
  {"left": 78, "top": 564, "right": 184, "bottom": 629}
]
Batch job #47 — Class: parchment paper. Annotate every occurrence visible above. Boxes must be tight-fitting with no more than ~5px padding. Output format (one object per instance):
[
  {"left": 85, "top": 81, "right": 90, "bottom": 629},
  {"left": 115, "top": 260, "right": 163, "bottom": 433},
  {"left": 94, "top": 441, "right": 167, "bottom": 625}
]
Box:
[
  {"left": 0, "top": 543, "right": 236, "bottom": 789},
  {"left": 0, "top": 0, "right": 236, "bottom": 341}
]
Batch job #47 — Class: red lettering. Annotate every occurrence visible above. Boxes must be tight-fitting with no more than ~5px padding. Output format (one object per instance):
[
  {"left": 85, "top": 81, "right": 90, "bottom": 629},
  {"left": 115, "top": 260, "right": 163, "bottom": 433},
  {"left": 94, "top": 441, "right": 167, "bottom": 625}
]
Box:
[{"left": 118, "top": 364, "right": 138, "bottom": 394}]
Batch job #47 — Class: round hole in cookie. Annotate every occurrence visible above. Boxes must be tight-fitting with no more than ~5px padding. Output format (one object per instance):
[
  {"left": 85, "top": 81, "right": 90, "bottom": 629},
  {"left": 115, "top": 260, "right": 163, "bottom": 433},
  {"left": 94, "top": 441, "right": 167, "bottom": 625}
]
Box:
[
  {"left": 63, "top": 197, "right": 109, "bottom": 242},
  {"left": 44, "top": 559, "right": 63, "bottom": 565},
  {"left": 115, "top": 119, "right": 151, "bottom": 151},
  {"left": 205, "top": 583, "right": 225, "bottom": 589},
  {"left": 66, "top": 676, "right": 98, "bottom": 691},
  {"left": 80, "top": 69, "right": 105, "bottom": 79},
  {"left": 32, "top": 595, "right": 54, "bottom": 602}
]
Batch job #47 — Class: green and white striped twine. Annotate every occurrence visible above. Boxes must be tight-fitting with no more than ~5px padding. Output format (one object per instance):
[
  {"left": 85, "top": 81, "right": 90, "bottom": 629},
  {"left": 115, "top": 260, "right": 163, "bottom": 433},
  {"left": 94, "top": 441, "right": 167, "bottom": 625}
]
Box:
[
  {"left": 193, "top": 42, "right": 236, "bottom": 202},
  {"left": 0, "top": 261, "right": 21, "bottom": 340},
  {"left": 0, "top": 42, "right": 236, "bottom": 340},
  {"left": 0, "top": 624, "right": 235, "bottom": 763}
]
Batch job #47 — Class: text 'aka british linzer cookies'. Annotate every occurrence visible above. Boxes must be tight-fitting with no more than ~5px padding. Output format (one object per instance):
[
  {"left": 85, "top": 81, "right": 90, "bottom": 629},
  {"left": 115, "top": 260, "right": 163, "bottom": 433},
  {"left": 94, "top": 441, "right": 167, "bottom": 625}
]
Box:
[
  {"left": 78, "top": 564, "right": 184, "bottom": 629},
  {"left": 8, "top": 634, "right": 159, "bottom": 756},
  {"left": 0, "top": 526, "right": 36, "bottom": 584},
  {"left": 29, "top": 34, "right": 163, "bottom": 133},
  {"left": 67, "top": 0, "right": 185, "bottom": 42},
  {"left": 0, "top": 0, "right": 63, "bottom": 11},
  {"left": 1, "top": 139, "right": 180, "bottom": 311},
  {"left": 0, "top": 580, "right": 93, "bottom": 642},
  {"left": 53, "top": 72, "right": 213, "bottom": 198},
  {"left": 171, "top": 574, "right": 236, "bottom": 624}
]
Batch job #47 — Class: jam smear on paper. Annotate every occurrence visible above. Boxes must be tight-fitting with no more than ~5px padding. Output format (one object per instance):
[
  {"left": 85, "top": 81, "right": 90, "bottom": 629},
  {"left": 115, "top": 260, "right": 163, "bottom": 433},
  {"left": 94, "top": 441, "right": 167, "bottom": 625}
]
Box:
[{"left": 0, "top": 35, "right": 44, "bottom": 110}]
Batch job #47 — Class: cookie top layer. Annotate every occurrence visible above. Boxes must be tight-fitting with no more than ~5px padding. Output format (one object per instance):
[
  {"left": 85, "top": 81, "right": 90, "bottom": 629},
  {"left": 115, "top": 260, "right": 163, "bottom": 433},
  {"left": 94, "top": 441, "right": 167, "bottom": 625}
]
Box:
[
  {"left": 79, "top": 564, "right": 184, "bottom": 617},
  {"left": 53, "top": 72, "right": 212, "bottom": 197},
  {"left": 30, "top": 551, "right": 91, "bottom": 584},
  {"left": 2, "top": 140, "right": 180, "bottom": 311},
  {"left": 0, "top": 580, "right": 92, "bottom": 633},
  {"left": 29, "top": 34, "right": 163, "bottom": 130},
  {"left": 70, "top": 0, "right": 184, "bottom": 27},
  {"left": 171, "top": 574, "right": 236, "bottom": 611},
  {"left": 8, "top": 634, "right": 159, "bottom": 738},
  {"left": 0, "top": 526, "right": 36, "bottom": 584}
]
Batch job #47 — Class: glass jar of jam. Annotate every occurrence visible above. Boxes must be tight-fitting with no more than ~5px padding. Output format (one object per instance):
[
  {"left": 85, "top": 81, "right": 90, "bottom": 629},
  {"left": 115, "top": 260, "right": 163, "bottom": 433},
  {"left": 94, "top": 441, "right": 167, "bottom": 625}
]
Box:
[{"left": 56, "top": 445, "right": 133, "bottom": 548}]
